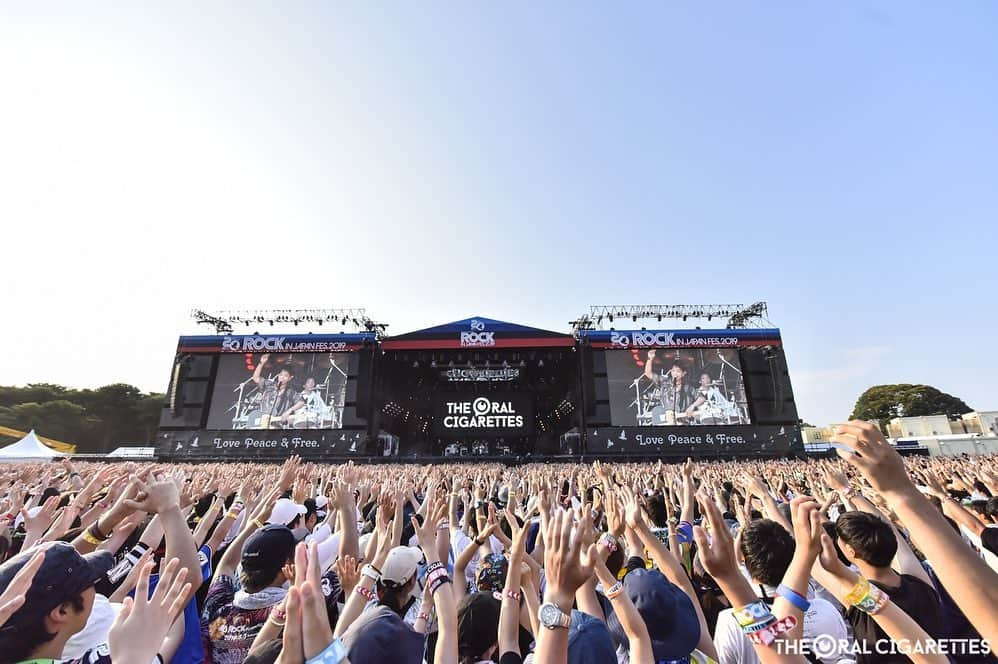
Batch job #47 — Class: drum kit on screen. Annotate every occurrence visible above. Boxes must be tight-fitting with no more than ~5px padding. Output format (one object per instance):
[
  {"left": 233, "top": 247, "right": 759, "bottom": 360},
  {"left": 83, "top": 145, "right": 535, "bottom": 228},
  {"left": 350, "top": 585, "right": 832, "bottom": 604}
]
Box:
[{"left": 636, "top": 381, "right": 749, "bottom": 427}]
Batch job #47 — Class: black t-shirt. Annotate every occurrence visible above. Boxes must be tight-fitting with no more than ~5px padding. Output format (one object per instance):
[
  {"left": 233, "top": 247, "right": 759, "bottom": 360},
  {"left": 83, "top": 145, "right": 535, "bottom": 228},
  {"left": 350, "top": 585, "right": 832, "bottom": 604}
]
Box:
[
  {"left": 499, "top": 652, "right": 523, "bottom": 664},
  {"left": 847, "top": 573, "right": 941, "bottom": 664},
  {"left": 981, "top": 527, "right": 998, "bottom": 556}
]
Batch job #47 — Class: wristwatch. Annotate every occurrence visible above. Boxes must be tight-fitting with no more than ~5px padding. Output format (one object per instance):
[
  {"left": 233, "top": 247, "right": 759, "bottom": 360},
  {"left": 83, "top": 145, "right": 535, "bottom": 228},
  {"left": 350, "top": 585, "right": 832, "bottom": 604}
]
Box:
[{"left": 539, "top": 602, "right": 572, "bottom": 629}]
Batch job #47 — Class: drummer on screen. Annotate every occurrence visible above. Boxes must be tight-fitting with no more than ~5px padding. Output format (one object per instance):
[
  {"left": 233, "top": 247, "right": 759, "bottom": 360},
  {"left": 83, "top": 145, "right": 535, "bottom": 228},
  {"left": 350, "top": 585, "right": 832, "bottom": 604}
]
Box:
[
  {"left": 643, "top": 350, "right": 704, "bottom": 422},
  {"left": 284, "top": 377, "right": 327, "bottom": 427},
  {"left": 696, "top": 372, "right": 731, "bottom": 408}
]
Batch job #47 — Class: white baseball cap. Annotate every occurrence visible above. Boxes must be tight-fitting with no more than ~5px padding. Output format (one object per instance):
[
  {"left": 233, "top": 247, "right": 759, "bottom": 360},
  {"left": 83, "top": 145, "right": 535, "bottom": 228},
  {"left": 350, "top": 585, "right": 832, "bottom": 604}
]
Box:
[
  {"left": 268, "top": 498, "right": 307, "bottom": 527},
  {"left": 380, "top": 546, "right": 423, "bottom": 587}
]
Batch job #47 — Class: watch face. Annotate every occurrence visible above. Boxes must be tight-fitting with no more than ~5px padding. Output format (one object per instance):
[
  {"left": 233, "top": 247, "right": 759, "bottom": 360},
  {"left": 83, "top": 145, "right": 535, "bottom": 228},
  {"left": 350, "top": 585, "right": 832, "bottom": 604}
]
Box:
[{"left": 540, "top": 603, "right": 563, "bottom": 628}]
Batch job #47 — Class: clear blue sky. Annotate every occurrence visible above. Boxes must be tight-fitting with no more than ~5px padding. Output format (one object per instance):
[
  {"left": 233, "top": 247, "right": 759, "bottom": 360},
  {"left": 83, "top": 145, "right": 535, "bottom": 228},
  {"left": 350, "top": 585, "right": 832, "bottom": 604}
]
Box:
[{"left": 1, "top": 3, "right": 996, "bottom": 425}]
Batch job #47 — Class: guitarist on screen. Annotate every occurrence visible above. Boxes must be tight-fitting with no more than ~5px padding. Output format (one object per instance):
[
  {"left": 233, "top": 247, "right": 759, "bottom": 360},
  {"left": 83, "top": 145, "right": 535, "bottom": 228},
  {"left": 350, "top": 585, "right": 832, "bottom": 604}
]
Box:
[
  {"left": 643, "top": 350, "right": 704, "bottom": 425},
  {"left": 251, "top": 353, "right": 299, "bottom": 428}
]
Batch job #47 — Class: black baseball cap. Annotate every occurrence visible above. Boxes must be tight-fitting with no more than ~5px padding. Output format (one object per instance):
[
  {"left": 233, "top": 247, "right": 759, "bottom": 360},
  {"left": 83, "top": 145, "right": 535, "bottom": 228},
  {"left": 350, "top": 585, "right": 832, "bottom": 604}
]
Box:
[
  {"left": 0, "top": 543, "right": 113, "bottom": 631},
  {"left": 241, "top": 525, "right": 296, "bottom": 571}
]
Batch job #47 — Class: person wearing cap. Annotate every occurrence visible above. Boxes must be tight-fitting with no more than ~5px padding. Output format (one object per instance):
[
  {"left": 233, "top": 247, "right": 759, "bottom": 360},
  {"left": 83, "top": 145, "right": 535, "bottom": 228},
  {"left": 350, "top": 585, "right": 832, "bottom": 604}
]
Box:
[
  {"left": 268, "top": 498, "right": 309, "bottom": 533},
  {"left": 377, "top": 545, "right": 424, "bottom": 626},
  {"left": 606, "top": 568, "right": 705, "bottom": 664},
  {"left": 202, "top": 522, "right": 297, "bottom": 664},
  {"left": 0, "top": 542, "right": 116, "bottom": 663}
]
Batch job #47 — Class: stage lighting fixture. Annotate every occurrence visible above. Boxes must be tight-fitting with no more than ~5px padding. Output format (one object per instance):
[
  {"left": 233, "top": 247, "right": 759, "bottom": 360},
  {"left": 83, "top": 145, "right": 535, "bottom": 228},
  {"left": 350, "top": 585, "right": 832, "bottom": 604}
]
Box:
[
  {"left": 412, "top": 361, "right": 419, "bottom": 368},
  {"left": 631, "top": 315, "right": 637, "bottom": 322},
  {"left": 657, "top": 315, "right": 662, "bottom": 322}
]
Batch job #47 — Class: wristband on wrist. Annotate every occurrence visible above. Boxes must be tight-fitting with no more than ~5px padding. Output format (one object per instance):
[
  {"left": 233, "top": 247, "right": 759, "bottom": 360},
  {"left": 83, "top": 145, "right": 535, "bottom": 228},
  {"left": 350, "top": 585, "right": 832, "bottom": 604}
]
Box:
[
  {"left": 741, "top": 615, "right": 778, "bottom": 632},
  {"left": 360, "top": 564, "right": 381, "bottom": 582},
  {"left": 429, "top": 574, "right": 452, "bottom": 595},
  {"left": 843, "top": 577, "right": 870, "bottom": 606},
  {"left": 251, "top": 518, "right": 266, "bottom": 530},
  {"left": 746, "top": 615, "right": 797, "bottom": 646},
  {"left": 604, "top": 581, "right": 624, "bottom": 600},
  {"left": 90, "top": 520, "right": 109, "bottom": 541},
  {"left": 851, "top": 580, "right": 889, "bottom": 615},
  {"left": 416, "top": 612, "right": 431, "bottom": 623},
  {"left": 305, "top": 637, "right": 348, "bottom": 664},
  {"left": 776, "top": 584, "right": 811, "bottom": 613},
  {"left": 598, "top": 533, "right": 619, "bottom": 552},
  {"left": 733, "top": 601, "right": 772, "bottom": 627},
  {"left": 355, "top": 585, "right": 376, "bottom": 602},
  {"left": 504, "top": 589, "right": 522, "bottom": 601},
  {"left": 81, "top": 529, "right": 102, "bottom": 546},
  {"left": 424, "top": 561, "right": 445, "bottom": 575}
]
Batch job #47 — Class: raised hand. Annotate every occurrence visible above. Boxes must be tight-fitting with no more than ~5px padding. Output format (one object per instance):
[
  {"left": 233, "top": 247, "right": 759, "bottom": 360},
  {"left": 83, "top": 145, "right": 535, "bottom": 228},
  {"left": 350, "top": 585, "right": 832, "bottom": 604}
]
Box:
[
  {"left": 542, "top": 508, "right": 597, "bottom": 611},
  {"left": 108, "top": 558, "right": 192, "bottom": 663},
  {"left": 691, "top": 492, "right": 739, "bottom": 582},
  {"left": 335, "top": 555, "right": 361, "bottom": 596},
  {"left": 122, "top": 473, "right": 181, "bottom": 515},
  {"left": 0, "top": 549, "right": 44, "bottom": 627},
  {"left": 830, "top": 422, "right": 913, "bottom": 497}
]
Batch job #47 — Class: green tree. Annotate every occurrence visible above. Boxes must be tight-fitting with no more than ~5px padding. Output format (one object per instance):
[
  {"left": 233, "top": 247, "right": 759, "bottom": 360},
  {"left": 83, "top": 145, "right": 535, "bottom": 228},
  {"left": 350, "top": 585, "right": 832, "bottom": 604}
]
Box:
[
  {"left": 0, "top": 400, "right": 101, "bottom": 445},
  {"left": 850, "top": 384, "right": 972, "bottom": 430},
  {"left": 0, "top": 383, "right": 165, "bottom": 453}
]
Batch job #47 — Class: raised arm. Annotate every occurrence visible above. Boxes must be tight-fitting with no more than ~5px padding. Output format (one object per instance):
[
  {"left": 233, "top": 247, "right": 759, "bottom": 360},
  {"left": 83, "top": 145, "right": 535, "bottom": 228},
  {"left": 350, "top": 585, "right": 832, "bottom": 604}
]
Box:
[{"left": 831, "top": 421, "right": 998, "bottom": 645}]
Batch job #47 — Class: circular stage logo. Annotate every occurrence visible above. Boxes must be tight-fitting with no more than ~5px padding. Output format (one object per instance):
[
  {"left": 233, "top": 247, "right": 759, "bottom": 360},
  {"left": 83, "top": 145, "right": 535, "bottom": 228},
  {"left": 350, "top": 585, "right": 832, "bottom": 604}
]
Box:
[{"left": 473, "top": 397, "right": 491, "bottom": 415}]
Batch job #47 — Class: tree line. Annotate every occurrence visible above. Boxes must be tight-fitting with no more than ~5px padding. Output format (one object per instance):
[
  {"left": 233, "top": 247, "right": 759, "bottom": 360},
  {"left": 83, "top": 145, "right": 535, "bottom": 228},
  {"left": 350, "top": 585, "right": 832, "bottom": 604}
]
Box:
[{"left": 0, "top": 383, "right": 164, "bottom": 453}]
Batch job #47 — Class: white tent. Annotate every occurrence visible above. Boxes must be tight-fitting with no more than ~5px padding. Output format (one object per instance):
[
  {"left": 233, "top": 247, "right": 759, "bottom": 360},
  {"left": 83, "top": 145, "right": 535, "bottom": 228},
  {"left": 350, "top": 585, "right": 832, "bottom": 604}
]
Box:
[{"left": 0, "top": 430, "right": 59, "bottom": 463}]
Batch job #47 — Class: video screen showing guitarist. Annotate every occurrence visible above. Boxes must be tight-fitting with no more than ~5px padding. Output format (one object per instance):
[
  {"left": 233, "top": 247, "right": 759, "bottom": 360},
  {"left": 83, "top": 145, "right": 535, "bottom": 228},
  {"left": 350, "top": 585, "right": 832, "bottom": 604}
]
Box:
[
  {"left": 643, "top": 350, "right": 704, "bottom": 425},
  {"left": 251, "top": 353, "right": 300, "bottom": 428}
]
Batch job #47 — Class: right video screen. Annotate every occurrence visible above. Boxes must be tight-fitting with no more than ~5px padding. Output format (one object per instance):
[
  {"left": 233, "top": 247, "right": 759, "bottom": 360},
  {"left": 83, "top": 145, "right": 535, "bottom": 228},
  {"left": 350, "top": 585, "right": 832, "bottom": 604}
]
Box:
[{"left": 606, "top": 348, "right": 751, "bottom": 426}]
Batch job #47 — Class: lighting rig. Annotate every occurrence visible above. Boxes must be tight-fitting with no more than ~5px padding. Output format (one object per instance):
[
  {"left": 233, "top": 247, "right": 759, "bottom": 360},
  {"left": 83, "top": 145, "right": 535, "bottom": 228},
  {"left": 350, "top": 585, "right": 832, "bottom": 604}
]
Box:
[
  {"left": 571, "top": 302, "right": 772, "bottom": 333},
  {"left": 191, "top": 308, "right": 388, "bottom": 337}
]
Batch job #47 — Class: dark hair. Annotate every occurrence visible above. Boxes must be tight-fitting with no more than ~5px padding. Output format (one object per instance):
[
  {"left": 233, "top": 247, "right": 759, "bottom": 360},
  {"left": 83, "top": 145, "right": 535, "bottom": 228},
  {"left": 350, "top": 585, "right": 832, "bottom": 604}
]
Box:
[
  {"left": 0, "top": 593, "right": 86, "bottom": 662},
  {"left": 240, "top": 563, "right": 287, "bottom": 594},
  {"left": 643, "top": 495, "right": 669, "bottom": 528},
  {"left": 822, "top": 522, "right": 851, "bottom": 566},
  {"left": 377, "top": 577, "right": 416, "bottom": 616},
  {"left": 835, "top": 512, "right": 897, "bottom": 567},
  {"left": 740, "top": 519, "right": 794, "bottom": 587},
  {"left": 986, "top": 497, "right": 998, "bottom": 520}
]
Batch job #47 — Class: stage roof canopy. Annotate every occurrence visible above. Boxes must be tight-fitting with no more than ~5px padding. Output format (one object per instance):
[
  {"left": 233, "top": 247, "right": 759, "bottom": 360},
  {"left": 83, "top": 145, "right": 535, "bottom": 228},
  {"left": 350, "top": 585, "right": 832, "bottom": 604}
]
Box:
[{"left": 382, "top": 316, "right": 575, "bottom": 350}]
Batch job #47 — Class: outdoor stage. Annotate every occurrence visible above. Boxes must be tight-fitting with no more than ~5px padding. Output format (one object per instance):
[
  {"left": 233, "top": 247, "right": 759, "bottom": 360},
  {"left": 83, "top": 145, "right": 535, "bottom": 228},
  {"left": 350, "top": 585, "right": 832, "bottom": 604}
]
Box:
[{"left": 159, "top": 306, "right": 803, "bottom": 462}]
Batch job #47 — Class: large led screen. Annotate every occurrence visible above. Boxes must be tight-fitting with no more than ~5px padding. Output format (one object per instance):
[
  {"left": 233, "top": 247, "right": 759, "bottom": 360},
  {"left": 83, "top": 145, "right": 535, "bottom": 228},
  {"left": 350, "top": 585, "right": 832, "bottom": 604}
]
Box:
[
  {"left": 606, "top": 348, "right": 751, "bottom": 426},
  {"left": 206, "top": 352, "right": 356, "bottom": 430}
]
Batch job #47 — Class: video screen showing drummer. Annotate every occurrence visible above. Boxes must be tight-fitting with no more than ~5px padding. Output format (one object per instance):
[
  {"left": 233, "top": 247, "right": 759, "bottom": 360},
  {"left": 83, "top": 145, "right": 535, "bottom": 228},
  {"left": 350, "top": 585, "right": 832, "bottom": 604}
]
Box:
[{"left": 638, "top": 349, "right": 749, "bottom": 426}]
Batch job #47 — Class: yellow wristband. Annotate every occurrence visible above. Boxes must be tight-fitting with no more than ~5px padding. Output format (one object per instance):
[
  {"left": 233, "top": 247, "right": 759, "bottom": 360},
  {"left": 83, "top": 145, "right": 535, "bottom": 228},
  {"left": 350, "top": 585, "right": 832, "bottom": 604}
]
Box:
[
  {"left": 82, "top": 530, "right": 101, "bottom": 546},
  {"left": 844, "top": 577, "right": 870, "bottom": 606}
]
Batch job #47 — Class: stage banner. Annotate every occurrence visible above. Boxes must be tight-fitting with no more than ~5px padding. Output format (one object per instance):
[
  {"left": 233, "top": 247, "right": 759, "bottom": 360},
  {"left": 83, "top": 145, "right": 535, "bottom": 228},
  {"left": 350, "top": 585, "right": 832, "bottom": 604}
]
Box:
[
  {"left": 581, "top": 328, "right": 782, "bottom": 349},
  {"left": 177, "top": 333, "right": 374, "bottom": 354},
  {"left": 157, "top": 429, "right": 370, "bottom": 460},
  {"left": 382, "top": 316, "right": 574, "bottom": 350},
  {"left": 434, "top": 393, "right": 534, "bottom": 437},
  {"left": 586, "top": 425, "right": 799, "bottom": 455}
]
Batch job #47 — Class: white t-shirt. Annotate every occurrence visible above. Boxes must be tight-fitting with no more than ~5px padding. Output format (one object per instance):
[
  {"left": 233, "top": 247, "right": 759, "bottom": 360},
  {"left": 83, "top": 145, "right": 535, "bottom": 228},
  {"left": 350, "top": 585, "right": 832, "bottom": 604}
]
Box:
[{"left": 714, "top": 598, "right": 851, "bottom": 664}]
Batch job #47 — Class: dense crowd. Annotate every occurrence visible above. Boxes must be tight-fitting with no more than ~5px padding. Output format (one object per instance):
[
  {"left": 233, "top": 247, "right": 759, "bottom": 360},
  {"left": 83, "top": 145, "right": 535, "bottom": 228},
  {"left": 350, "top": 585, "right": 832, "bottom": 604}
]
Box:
[{"left": 0, "top": 421, "right": 997, "bottom": 664}]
